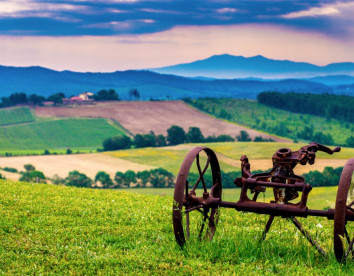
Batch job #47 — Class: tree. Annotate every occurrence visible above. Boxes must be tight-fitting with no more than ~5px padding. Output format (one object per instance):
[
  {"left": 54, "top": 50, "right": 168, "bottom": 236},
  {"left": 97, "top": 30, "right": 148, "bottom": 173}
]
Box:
[
  {"left": 236, "top": 130, "right": 251, "bottom": 142},
  {"left": 95, "top": 171, "right": 114, "bottom": 188},
  {"left": 28, "top": 94, "right": 45, "bottom": 105},
  {"left": 20, "top": 170, "right": 46, "bottom": 183},
  {"left": 155, "top": 134, "right": 167, "bottom": 147},
  {"left": 129, "top": 88, "right": 140, "bottom": 101},
  {"left": 187, "top": 127, "right": 204, "bottom": 143},
  {"left": 114, "top": 171, "right": 126, "bottom": 187},
  {"left": 47, "top": 93, "right": 65, "bottom": 104},
  {"left": 95, "top": 89, "right": 120, "bottom": 101},
  {"left": 65, "top": 170, "right": 93, "bottom": 188},
  {"left": 149, "top": 168, "right": 174, "bottom": 188},
  {"left": 24, "top": 164, "right": 35, "bottom": 172},
  {"left": 9, "top": 92, "right": 27, "bottom": 105},
  {"left": 103, "top": 136, "right": 132, "bottom": 151},
  {"left": 166, "top": 125, "right": 187, "bottom": 145},
  {"left": 346, "top": 136, "right": 354, "bottom": 147},
  {"left": 312, "top": 132, "right": 334, "bottom": 145},
  {"left": 123, "top": 170, "right": 137, "bottom": 187},
  {"left": 134, "top": 132, "right": 156, "bottom": 148}
]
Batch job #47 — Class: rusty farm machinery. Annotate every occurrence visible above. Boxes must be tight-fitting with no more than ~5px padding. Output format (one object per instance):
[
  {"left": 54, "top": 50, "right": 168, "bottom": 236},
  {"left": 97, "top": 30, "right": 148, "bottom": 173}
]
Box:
[{"left": 172, "top": 142, "right": 354, "bottom": 263}]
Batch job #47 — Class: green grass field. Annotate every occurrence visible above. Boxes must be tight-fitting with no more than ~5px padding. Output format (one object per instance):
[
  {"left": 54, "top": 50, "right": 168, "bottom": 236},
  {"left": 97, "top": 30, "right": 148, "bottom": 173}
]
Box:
[
  {"left": 105, "top": 142, "right": 354, "bottom": 175},
  {"left": 188, "top": 98, "right": 354, "bottom": 145},
  {"left": 0, "top": 118, "right": 126, "bottom": 154},
  {"left": 1, "top": 180, "right": 353, "bottom": 274},
  {"left": 0, "top": 107, "right": 35, "bottom": 126}
]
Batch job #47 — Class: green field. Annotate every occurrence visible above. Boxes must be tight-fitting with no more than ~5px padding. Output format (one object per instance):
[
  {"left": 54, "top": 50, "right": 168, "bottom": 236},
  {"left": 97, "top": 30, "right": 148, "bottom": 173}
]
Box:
[
  {"left": 188, "top": 98, "right": 354, "bottom": 145},
  {"left": 105, "top": 142, "right": 354, "bottom": 175},
  {"left": 0, "top": 117, "right": 126, "bottom": 154},
  {"left": 1, "top": 180, "right": 353, "bottom": 274},
  {"left": 0, "top": 107, "right": 35, "bottom": 126}
]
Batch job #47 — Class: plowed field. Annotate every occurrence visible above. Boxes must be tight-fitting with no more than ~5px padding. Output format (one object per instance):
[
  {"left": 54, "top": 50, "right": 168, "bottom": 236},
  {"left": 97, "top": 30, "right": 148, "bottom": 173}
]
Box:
[{"left": 35, "top": 101, "right": 288, "bottom": 142}]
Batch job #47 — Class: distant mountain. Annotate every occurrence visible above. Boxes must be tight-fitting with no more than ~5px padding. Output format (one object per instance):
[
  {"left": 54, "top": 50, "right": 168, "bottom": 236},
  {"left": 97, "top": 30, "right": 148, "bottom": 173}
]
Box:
[
  {"left": 150, "top": 54, "right": 354, "bottom": 79},
  {"left": 0, "top": 64, "right": 351, "bottom": 100},
  {"left": 304, "top": 75, "right": 354, "bottom": 86}
]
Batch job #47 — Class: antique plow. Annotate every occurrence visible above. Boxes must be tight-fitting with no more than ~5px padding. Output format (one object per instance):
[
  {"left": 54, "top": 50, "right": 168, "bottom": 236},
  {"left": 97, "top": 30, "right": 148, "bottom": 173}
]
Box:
[{"left": 172, "top": 142, "right": 354, "bottom": 263}]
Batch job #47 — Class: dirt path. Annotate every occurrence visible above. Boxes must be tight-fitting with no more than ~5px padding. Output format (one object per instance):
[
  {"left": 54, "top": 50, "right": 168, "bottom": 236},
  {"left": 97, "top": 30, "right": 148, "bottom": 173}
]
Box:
[
  {"left": 0, "top": 154, "right": 155, "bottom": 180},
  {"left": 35, "top": 101, "right": 289, "bottom": 142}
]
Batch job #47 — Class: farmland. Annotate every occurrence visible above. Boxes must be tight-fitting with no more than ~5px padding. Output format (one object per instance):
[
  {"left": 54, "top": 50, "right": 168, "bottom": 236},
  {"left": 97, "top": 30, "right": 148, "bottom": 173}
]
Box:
[
  {"left": 34, "top": 101, "right": 287, "bottom": 141},
  {"left": 0, "top": 106, "right": 35, "bottom": 126},
  {"left": 1, "top": 142, "right": 352, "bottom": 183},
  {"left": 0, "top": 107, "right": 126, "bottom": 155},
  {"left": 1, "top": 180, "right": 353, "bottom": 274},
  {"left": 187, "top": 98, "right": 354, "bottom": 145}
]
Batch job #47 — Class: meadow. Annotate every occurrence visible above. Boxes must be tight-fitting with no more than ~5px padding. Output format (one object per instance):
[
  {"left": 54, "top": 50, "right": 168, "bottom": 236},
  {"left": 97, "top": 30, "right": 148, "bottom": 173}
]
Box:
[
  {"left": 0, "top": 107, "right": 35, "bottom": 126},
  {"left": 0, "top": 107, "right": 126, "bottom": 155},
  {"left": 188, "top": 98, "right": 354, "bottom": 145},
  {"left": 1, "top": 180, "right": 353, "bottom": 275}
]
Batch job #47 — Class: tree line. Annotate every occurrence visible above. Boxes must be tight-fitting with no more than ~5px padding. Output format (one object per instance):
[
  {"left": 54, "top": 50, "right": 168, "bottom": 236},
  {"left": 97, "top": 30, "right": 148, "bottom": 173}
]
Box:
[
  {"left": 257, "top": 92, "right": 354, "bottom": 124},
  {"left": 0, "top": 164, "right": 344, "bottom": 189},
  {"left": 0, "top": 89, "right": 142, "bottom": 108},
  {"left": 102, "top": 126, "right": 273, "bottom": 151}
]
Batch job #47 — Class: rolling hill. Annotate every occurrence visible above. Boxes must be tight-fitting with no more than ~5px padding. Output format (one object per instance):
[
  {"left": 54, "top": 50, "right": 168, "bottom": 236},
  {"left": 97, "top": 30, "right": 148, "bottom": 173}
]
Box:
[
  {"left": 1, "top": 56, "right": 353, "bottom": 99},
  {"left": 150, "top": 54, "right": 354, "bottom": 79}
]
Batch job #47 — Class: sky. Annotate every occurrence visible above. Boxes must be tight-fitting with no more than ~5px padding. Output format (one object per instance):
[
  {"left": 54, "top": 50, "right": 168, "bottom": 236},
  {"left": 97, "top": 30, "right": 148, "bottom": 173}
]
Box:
[{"left": 1, "top": 0, "right": 354, "bottom": 72}]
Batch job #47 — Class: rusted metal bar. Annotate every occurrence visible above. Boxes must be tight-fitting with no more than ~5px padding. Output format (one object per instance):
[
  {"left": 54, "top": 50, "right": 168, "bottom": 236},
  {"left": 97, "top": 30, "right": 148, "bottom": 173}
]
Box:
[
  {"left": 260, "top": 215, "right": 275, "bottom": 241},
  {"left": 289, "top": 217, "right": 326, "bottom": 256}
]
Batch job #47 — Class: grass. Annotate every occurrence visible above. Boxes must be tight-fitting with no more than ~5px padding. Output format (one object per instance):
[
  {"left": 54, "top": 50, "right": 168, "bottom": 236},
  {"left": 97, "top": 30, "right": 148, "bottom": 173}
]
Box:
[
  {"left": 105, "top": 142, "right": 354, "bottom": 175},
  {"left": 1, "top": 180, "right": 353, "bottom": 274},
  {"left": 188, "top": 98, "right": 354, "bottom": 145},
  {"left": 0, "top": 107, "right": 35, "bottom": 126},
  {"left": 0, "top": 118, "right": 126, "bottom": 154}
]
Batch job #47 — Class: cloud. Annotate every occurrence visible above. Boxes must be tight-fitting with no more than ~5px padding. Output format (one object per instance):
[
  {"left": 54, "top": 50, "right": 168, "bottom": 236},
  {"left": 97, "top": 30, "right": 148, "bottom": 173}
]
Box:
[
  {"left": 281, "top": 1, "right": 354, "bottom": 19},
  {"left": 1, "top": 24, "right": 353, "bottom": 72},
  {"left": 0, "top": 0, "right": 89, "bottom": 19}
]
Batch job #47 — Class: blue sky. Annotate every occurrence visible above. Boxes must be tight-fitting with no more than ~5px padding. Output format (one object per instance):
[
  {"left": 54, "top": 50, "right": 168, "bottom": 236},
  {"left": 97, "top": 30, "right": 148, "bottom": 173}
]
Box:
[{"left": 1, "top": 0, "right": 354, "bottom": 71}]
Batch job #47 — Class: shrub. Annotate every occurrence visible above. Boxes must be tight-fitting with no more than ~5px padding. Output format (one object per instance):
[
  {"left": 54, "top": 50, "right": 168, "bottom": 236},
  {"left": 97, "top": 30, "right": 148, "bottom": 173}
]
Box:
[{"left": 95, "top": 171, "right": 114, "bottom": 188}]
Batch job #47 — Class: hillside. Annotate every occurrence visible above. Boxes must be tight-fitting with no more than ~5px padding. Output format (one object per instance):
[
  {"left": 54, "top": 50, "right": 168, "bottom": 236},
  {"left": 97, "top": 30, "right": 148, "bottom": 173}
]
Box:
[
  {"left": 151, "top": 54, "right": 354, "bottom": 79},
  {"left": 0, "top": 107, "right": 126, "bottom": 155},
  {"left": 34, "top": 101, "right": 286, "bottom": 142},
  {"left": 0, "top": 64, "right": 345, "bottom": 100},
  {"left": 1, "top": 181, "right": 353, "bottom": 274},
  {"left": 187, "top": 98, "right": 354, "bottom": 146}
]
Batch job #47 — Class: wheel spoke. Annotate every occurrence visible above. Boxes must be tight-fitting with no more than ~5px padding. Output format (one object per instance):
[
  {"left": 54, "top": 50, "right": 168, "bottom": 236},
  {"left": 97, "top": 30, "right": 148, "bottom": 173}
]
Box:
[
  {"left": 196, "top": 153, "right": 210, "bottom": 193},
  {"left": 198, "top": 213, "right": 208, "bottom": 240},
  {"left": 186, "top": 212, "right": 190, "bottom": 239},
  {"left": 345, "top": 236, "right": 354, "bottom": 259},
  {"left": 348, "top": 199, "right": 354, "bottom": 208},
  {"left": 346, "top": 205, "right": 354, "bottom": 213}
]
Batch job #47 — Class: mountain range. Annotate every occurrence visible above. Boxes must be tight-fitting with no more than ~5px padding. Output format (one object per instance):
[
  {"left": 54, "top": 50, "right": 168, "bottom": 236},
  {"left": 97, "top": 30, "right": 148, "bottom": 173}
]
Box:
[
  {"left": 150, "top": 54, "right": 354, "bottom": 79},
  {"left": 0, "top": 54, "right": 353, "bottom": 100}
]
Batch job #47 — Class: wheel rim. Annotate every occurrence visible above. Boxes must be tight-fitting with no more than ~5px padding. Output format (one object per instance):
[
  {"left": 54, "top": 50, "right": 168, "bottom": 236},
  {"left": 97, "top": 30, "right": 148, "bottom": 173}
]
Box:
[
  {"left": 173, "top": 147, "right": 222, "bottom": 247},
  {"left": 334, "top": 158, "right": 354, "bottom": 263}
]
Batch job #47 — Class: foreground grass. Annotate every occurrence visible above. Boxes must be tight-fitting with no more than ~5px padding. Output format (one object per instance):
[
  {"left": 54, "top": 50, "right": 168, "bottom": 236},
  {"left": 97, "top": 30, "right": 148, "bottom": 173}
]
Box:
[{"left": 1, "top": 181, "right": 353, "bottom": 274}]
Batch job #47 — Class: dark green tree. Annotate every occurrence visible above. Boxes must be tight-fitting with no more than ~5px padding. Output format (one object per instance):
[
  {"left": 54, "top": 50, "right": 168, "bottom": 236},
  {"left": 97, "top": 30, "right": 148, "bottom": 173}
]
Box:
[
  {"left": 167, "top": 125, "right": 187, "bottom": 145},
  {"left": 114, "top": 171, "right": 126, "bottom": 187},
  {"left": 134, "top": 132, "right": 156, "bottom": 148},
  {"left": 187, "top": 127, "right": 205, "bottom": 143},
  {"left": 24, "top": 164, "right": 35, "bottom": 172},
  {"left": 47, "top": 93, "right": 65, "bottom": 104},
  {"left": 236, "top": 130, "right": 252, "bottom": 142},
  {"left": 28, "top": 94, "right": 45, "bottom": 105},
  {"left": 155, "top": 134, "right": 166, "bottom": 147},
  {"left": 20, "top": 170, "right": 46, "bottom": 183},
  {"left": 95, "top": 89, "right": 120, "bottom": 101},
  {"left": 129, "top": 88, "right": 140, "bottom": 101},
  {"left": 103, "top": 136, "right": 132, "bottom": 151},
  {"left": 95, "top": 171, "right": 114, "bottom": 188},
  {"left": 65, "top": 170, "right": 93, "bottom": 188},
  {"left": 123, "top": 170, "right": 137, "bottom": 187},
  {"left": 346, "top": 136, "right": 354, "bottom": 147}
]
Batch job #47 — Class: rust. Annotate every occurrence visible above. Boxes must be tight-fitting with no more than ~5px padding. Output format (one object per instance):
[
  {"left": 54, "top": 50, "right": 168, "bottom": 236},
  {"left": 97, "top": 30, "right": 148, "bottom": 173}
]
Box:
[{"left": 173, "top": 142, "right": 354, "bottom": 263}]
